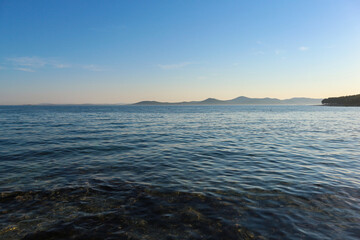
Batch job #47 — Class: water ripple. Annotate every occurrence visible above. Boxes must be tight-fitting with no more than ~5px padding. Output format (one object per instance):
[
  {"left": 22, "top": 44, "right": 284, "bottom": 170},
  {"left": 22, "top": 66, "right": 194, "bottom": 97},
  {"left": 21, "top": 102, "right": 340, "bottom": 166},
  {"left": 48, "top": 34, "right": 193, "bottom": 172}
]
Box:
[{"left": 0, "top": 105, "right": 360, "bottom": 239}]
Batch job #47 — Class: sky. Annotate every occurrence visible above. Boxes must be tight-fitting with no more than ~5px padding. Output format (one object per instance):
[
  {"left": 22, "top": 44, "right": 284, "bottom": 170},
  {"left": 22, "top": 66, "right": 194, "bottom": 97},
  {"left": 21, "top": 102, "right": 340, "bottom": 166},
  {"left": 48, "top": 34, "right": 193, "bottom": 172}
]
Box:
[{"left": 0, "top": 0, "right": 360, "bottom": 104}]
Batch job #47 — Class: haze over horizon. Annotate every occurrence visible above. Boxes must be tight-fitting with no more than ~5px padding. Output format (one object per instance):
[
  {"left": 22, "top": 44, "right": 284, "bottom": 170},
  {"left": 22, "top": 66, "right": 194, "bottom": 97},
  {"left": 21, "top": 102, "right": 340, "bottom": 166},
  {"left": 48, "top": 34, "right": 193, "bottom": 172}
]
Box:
[{"left": 1, "top": 0, "right": 360, "bottom": 105}]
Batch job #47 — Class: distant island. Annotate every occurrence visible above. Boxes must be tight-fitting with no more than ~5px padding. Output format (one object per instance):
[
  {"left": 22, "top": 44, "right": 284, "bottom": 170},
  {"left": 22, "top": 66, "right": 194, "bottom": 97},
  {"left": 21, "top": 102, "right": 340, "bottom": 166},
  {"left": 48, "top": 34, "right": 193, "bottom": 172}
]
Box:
[
  {"left": 134, "top": 96, "right": 322, "bottom": 105},
  {"left": 322, "top": 94, "right": 360, "bottom": 106}
]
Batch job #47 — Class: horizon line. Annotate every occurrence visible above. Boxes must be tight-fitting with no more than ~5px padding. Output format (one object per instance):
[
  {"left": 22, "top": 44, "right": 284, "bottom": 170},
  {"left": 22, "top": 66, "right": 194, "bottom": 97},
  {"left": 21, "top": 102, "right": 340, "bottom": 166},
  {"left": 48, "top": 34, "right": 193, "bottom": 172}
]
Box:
[{"left": 0, "top": 95, "right": 325, "bottom": 106}]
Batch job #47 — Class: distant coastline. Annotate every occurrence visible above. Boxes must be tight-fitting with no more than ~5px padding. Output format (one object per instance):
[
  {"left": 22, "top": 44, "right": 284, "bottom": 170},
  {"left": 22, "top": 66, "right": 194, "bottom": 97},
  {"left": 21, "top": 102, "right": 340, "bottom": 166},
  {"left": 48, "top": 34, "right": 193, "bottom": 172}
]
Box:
[
  {"left": 322, "top": 94, "right": 360, "bottom": 106},
  {"left": 133, "top": 96, "right": 322, "bottom": 106},
  {"left": 0, "top": 96, "right": 327, "bottom": 106}
]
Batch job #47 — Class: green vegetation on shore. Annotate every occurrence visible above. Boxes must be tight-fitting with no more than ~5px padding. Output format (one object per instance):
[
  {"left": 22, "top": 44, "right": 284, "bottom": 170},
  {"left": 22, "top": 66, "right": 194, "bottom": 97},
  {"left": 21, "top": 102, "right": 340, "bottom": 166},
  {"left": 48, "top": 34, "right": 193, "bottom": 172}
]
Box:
[{"left": 322, "top": 94, "right": 360, "bottom": 106}]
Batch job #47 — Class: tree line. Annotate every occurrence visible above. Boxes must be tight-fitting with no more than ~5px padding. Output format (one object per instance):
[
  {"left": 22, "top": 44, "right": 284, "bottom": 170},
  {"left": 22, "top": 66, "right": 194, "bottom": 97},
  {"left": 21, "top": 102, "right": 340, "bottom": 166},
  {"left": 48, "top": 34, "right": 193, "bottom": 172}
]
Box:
[{"left": 322, "top": 94, "right": 360, "bottom": 106}]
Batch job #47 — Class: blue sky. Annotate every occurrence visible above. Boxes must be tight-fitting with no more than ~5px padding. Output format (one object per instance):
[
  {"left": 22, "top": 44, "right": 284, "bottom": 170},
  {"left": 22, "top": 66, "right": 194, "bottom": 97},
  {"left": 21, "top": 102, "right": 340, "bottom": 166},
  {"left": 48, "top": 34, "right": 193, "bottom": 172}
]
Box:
[{"left": 1, "top": 0, "right": 360, "bottom": 104}]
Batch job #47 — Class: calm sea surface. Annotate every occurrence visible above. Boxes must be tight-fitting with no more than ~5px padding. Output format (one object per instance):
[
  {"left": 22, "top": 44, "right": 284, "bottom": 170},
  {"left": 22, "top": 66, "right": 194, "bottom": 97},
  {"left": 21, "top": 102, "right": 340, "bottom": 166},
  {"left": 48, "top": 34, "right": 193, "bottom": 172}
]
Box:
[{"left": 0, "top": 105, "right": 359, "bottom": 239}]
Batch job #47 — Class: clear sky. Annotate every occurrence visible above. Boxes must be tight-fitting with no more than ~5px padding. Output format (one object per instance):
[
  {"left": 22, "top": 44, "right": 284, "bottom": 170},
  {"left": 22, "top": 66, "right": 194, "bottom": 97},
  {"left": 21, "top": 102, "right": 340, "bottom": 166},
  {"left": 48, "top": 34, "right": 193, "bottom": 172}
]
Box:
[{"left": 1, "top": 0, "right": 360, "bottom": 104}]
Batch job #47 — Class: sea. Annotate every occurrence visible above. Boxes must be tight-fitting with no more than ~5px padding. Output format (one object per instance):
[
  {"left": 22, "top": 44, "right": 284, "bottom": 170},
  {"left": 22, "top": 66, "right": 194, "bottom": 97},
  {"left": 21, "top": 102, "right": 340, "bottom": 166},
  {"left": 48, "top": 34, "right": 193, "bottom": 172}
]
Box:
[{"left": 0, "top": 105, "right": 359, "bottom": 240}]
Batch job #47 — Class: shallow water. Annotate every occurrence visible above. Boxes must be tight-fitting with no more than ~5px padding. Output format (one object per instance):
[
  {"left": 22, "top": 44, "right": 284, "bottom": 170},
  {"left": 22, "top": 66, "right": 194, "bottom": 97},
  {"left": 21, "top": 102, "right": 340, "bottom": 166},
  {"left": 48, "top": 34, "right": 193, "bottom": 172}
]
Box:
[{"left": 0, "top": 105, "right": 359, "bottom": 239}]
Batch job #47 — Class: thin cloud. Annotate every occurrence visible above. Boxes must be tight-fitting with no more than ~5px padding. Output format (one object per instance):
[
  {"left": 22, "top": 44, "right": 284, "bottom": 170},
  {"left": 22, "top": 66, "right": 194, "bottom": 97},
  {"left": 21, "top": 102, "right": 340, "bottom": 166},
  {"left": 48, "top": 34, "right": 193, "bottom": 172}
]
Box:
[
  {"left": 299, "top": 46, "right": 309, "bottom": 51},
  {"left": 6, "top": 56, "right": 71, "bottom": 69},
  {"left": 4, "top": 56, "right": 106, "bottom": 72},
  {"left": 52, "top": 63, "right": 71, "bottom": 69},
  {"left": 14, "top": 67, "right": 35, "bottom": 72},
  {"left": 82, "top": 64, "right": 106, "bottom": 72},
  {"left": 158, "top": 62, "right": 193, "bottom": 70},
  {"left": 7, "top": 56, "right": 46, "bottom": 68},
  {"left": 256, "top": 40, "right": 262, "bottom": 45},
  {"left": 253, "top": 51, "right": 265, "bottom": 55},
  {"left": 275, "top": 49, "right": 284, "bottom": 55}
]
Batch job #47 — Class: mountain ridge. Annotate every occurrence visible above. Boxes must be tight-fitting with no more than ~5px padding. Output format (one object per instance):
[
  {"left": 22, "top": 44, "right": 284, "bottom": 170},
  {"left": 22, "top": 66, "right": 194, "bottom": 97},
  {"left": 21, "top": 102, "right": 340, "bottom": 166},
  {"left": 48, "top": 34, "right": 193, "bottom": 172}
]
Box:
[{"left": 133, "top": 96, "right": 322, "bottom": 105}]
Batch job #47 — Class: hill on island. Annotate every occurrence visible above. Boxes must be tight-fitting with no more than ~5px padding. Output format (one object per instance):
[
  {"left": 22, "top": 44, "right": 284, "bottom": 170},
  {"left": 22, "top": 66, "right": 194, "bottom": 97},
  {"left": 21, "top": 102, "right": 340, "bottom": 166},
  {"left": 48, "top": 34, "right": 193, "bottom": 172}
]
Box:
[
  {"left": 134, "top": 96, "right": 322, "bottom": 105},
  {"left": 322, "top": 94, "right": 360, "bottom": 106}
]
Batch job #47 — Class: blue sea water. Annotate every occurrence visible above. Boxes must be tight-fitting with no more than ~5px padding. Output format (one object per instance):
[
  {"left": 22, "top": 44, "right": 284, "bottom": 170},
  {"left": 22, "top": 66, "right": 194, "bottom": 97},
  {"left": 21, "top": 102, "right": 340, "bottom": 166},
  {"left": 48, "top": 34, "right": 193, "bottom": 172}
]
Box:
[{"left": 0, "top": 105, "right": 359, "bottom": 239}]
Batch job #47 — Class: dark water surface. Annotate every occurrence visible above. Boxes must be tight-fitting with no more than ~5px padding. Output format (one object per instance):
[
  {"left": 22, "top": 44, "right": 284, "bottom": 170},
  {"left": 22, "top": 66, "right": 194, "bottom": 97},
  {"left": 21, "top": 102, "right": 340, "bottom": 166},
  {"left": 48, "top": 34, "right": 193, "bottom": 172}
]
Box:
[{"left": 0, "top": 105, "right": 359, "bottom": 239}]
